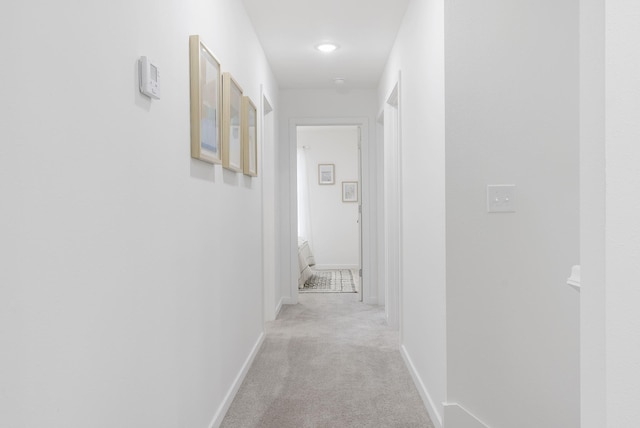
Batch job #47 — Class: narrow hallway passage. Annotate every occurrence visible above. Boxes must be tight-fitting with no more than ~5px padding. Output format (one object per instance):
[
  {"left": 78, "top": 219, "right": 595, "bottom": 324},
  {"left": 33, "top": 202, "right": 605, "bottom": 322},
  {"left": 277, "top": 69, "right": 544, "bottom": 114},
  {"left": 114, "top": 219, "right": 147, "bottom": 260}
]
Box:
[{"left": 221, "top": 294, "right": 434, "bottom": 427}]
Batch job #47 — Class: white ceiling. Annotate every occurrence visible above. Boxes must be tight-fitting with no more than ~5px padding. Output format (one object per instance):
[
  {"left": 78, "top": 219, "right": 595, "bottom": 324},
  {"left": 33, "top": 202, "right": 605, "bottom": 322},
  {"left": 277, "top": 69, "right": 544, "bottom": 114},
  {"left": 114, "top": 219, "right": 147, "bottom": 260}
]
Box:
[{"left": 242, "top": 0, "right": 410, "bottom": 90}]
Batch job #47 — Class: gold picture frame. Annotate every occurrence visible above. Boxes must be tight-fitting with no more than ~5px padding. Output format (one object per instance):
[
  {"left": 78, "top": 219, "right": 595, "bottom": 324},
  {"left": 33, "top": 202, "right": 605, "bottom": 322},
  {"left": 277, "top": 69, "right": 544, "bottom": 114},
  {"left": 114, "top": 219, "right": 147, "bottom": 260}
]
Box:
[
  {"left": 222, "top": 72, "right": 244, "bottom": 172},
  {"left": 242, "top": 96, "right": 258, "bottom": 177},
  {"left": 189, "top": 35, "right": 222, "bottom": 164}
]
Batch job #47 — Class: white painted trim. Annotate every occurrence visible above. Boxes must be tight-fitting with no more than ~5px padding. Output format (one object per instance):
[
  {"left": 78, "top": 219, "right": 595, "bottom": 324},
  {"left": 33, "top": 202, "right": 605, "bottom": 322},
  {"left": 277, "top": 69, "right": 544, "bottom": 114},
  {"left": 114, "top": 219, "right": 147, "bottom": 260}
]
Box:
[
  {"left": 364, "top": 296, "right": 378, "bottom": 305},
  {"left": 288, "top": 117, "right": 374, "bottom": 306},
  {"left": 400, "top": 344, "right": 443, "bottom": 428},
  {"left": 275, "top": 297, "right": 284, "bottom": 318},
  {"left": 375, "top": 110, "right": 386, "bottom": 308},
  {"left": 382, "top": 73, "right": 402, "bottom": 332},
  {"left": 288, "top": 118, "right": 299, "bottom": 305},
  {"left": 313, "top": 264, "right": 359, "bottom": 270},
  {"left": 579, "top": 1, "right": 606, "bottom": 425},
  {"left": 209, "top": 332, "right": 265, "bottom": 428},
  {"left": 396, "top": 71, "right": 404, "bottom": 342},
  {"left": 261, "top": 86, "right": 277, "bottom": 322},
  {"left": 442, "top": 402, "right": 491, "bottom": 428},
  {"left": 281, "top": 296, "right": 295, "bottom": 306}
]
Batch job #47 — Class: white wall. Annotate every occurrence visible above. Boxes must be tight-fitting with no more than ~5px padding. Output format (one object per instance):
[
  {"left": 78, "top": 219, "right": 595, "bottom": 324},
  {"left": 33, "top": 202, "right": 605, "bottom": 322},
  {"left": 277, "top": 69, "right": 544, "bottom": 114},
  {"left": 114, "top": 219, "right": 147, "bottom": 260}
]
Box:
[
  {"left": 378, "top": 0, "right": 447, "bottom": 425},
  {"left": 604, "top": 0, "right": 640, "bottom": 425},
  {"left": 279, "top": 89, "right": 379, "bottom": 304},
  {"left": 297, "top": 126, "right": 360, "bottom": 268},
  {"left": 444, "top": 1, "right": 580, "bottom": 428},
  {"left": 0, "top": 1, "right": 278, "bottom": 427},
  {"left": 381, "top": 0, "right": 580, "bottom": 427}
]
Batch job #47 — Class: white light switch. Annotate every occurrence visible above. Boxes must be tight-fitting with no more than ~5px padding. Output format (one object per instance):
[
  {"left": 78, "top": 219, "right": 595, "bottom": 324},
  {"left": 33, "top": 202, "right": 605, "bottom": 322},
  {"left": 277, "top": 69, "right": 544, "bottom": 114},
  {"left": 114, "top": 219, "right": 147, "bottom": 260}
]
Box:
[{"left": 487, "top": 185, "right": 516, "bottom": 213}]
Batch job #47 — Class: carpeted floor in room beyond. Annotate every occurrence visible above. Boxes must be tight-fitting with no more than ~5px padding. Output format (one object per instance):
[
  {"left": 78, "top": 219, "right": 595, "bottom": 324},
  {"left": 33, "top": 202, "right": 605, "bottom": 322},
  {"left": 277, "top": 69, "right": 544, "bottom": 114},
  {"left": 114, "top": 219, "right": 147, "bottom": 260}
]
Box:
[{"left": 220, "top": 293, "right": 435, "bottom": 428}]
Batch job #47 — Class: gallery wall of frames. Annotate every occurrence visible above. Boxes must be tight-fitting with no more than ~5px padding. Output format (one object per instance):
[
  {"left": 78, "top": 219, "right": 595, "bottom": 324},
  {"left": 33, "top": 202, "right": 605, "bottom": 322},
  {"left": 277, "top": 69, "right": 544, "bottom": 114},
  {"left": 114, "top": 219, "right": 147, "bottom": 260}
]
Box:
[{"left": 189, "top": 35, "right": 258, "bottom": 177}]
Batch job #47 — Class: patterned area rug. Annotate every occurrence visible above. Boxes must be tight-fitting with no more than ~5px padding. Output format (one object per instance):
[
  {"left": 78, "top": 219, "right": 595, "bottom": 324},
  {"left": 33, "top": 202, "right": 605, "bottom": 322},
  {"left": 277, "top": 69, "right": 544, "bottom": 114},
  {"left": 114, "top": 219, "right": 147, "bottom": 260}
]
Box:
[{"left": 301, "top": 269, "right": 357, "bottom": 293}]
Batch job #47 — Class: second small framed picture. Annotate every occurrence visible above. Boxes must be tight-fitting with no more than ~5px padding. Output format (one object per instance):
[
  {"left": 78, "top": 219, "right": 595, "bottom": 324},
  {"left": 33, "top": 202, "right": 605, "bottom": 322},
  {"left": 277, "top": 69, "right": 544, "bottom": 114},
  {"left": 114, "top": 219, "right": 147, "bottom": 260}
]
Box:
[
  {"left": 318, "top": 164, "right": 335, "bottom": 185},
  {"left": 222, "top": 72, "right": 244, "bottom": 172},
  {"left": 342, "top": 181, "right": 358, "bottom": 202}
]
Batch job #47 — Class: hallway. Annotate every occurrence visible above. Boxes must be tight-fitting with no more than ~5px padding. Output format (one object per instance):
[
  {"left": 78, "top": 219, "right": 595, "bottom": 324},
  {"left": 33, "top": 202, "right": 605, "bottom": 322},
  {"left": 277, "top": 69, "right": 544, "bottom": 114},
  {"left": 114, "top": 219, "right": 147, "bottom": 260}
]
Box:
[
  {"left": 221, "top": 294, "right": 434, "bottom": 428},
  {"left": 3, "top": 0, "right": 640, "bottom": 426}
]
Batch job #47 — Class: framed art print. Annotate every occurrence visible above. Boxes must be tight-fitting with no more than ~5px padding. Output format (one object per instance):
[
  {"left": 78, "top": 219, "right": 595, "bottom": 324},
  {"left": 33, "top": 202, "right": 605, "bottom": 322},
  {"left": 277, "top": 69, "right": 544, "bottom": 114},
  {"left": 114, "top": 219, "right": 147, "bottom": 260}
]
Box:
[
  {"left": 189, "top": 35, "right": 221, "bottom": 164},
  {"left": 318, "top": 164, "right": 335, "bottom": 185},
  {"left": 242, "top": 96, "right": 258, "bottom": 177},
  {"left": 342, "top": 181, "right": 358, "bottom": 202},
  {"left": 222, "top": 72, "right": 243, "bottom": 172}
]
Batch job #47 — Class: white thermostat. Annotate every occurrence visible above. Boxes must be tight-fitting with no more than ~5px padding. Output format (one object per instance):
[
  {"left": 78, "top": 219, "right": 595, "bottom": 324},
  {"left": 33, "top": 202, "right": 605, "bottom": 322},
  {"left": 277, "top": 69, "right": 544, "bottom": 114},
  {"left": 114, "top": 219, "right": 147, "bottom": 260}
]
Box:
[{"left": 138, "top": 56, "right": 161, "bottom": 99}]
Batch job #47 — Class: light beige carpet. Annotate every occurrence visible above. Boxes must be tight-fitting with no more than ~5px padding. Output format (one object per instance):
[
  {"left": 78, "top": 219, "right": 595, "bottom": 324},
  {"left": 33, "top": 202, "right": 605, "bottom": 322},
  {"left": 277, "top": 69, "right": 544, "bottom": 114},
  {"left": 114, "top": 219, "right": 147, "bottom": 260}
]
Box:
[{"left": 221, "top": 293, "right": 435, "bottom": 428}]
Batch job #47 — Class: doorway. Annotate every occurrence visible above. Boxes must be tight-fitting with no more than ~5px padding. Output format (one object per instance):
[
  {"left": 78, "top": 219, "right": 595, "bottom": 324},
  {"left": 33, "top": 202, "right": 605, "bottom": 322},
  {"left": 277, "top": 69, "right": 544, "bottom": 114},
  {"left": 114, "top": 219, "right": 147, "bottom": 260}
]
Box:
[
  {"left": 296, "top": 126, "right": 362, "bottom": 298},
  {"left": 288, "top": 118, "right": 370, "bottom": 304}
]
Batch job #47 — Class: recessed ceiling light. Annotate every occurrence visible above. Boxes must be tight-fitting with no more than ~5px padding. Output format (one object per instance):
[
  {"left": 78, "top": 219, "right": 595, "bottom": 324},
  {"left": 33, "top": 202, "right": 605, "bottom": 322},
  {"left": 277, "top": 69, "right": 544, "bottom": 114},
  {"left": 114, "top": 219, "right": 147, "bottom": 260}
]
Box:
[
  {"left": 334, "top": 78, "right": 346, "bottom": 85},
  {"left": 316, "top": 43, "right": 338, "bottom": 53}
]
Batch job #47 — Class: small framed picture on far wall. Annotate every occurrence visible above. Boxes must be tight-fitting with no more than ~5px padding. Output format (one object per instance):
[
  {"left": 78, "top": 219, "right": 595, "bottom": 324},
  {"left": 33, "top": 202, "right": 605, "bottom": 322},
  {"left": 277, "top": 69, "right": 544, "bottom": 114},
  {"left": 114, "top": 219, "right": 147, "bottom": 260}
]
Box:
[
  {"left": 318, "top": 164, "right": 335, "bottom": 185},
  {"left": 342, "top": 181, "right": 358, "bottom": 202}
]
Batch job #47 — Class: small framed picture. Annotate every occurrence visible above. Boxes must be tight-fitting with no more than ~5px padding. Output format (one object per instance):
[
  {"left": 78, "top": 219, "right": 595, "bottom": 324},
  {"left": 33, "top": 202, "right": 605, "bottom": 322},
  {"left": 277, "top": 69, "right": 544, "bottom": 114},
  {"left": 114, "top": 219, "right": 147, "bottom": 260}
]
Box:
[
  {"left": 189, "top": 35, "right": 222, "bottom": 164},
  {"left": 318, "top": 164, "right": 335, "bottom": 185},
  {"left": 342, "top": 181, "right": 358, "bottom": 202},
  {"left": 242, "top": 96, "right": 258, "bottom": 177},
  {"left": 222, "top": 72, "right": 244, "bottom": 172}
]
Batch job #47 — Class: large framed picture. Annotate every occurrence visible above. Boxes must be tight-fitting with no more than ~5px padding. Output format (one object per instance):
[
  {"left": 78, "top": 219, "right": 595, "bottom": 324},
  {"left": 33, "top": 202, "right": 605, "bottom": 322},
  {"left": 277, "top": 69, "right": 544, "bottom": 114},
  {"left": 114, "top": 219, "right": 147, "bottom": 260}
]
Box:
[
  {"left": 222, "top": 72, "right": 244, "bottom": 172},
  {"left": 318, "top": 164, "right": 335, "bottom": 185},
  {"left": 189, "top": 35, "right": 221, "bottom": 164},
  {"left": 342, "top": 181, "right": 358, "bottom": 202},
  {"left": 242, "top": 96, "right": 258, "bottom": 177}
]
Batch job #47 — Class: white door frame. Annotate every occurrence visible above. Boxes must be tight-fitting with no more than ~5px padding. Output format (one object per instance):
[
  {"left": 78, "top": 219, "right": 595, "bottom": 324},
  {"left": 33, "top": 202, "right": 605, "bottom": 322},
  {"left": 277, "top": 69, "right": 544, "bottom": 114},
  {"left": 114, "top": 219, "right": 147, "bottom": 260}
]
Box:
[
  {"left": 260, "top": 86, "right": 278, "bottom": 321},
  {"left": 376, "top": 111, "right": 386, "bottom": 308},
  {"left": 288, "top": 117, "right": 371, "bottom": 304},
  {"left": 382, "top": 74, "right": 402, "bottom": 331}
]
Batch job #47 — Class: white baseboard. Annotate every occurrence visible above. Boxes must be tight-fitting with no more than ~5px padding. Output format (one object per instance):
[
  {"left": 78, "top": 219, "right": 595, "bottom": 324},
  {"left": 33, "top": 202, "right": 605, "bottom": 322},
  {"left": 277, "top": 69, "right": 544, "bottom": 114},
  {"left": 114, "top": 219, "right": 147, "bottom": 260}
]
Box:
[
  {"left": 443, "top": 403, "right": 490, "bottom": 428},
  {"left": 209, "top": 332, "right": 265, "bottom": 428},
  {"left": 281, "top": 296, "right": 294, "bottom": 305},
  {"left": 313, "top": 264, "right": 359, "bottom": 270},
  {"left": 400, "top": 345, "right": 443, "bottom": 428},
  {"left": 275, "top": 297, "right": 284, "bottom": 318},
  {"left": 364, "top": 296, "right": 378, "bottom": 305}
]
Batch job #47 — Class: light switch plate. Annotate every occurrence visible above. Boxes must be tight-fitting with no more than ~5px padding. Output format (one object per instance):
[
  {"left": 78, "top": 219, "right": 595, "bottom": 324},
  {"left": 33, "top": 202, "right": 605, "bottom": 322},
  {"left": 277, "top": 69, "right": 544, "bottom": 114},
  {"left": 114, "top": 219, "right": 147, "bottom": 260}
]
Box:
[{"left": 487, "top": 185, "right": 516, "bottom": 213}]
